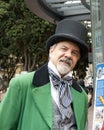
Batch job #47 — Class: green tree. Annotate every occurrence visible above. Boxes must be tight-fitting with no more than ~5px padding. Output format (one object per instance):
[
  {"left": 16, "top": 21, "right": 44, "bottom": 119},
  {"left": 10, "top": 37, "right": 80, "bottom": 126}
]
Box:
[
  {"left": 0, "top": 0, "right": 90, "bottom": 83},
  {"left": 0, "top": 0, "right": 55, "bottom": 82}
]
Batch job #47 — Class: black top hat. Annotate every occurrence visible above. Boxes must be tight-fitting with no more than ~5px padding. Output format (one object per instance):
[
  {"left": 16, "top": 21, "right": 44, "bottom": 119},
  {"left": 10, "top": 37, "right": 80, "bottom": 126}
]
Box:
[{"left": 46, "top": 19, "right": 88, "bottom": 59}]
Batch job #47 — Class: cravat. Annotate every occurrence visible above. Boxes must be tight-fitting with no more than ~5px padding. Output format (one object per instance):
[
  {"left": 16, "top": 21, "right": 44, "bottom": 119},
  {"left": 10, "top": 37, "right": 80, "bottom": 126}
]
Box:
[{"left": 48, "top": 68, "right": 72, "bottom": 120}]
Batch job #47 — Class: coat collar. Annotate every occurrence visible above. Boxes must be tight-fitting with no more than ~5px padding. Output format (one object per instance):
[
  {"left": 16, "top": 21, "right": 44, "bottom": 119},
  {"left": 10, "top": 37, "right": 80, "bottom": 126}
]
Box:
[{"left": 32, "top": 63, "right": 82, "bottom": 92}]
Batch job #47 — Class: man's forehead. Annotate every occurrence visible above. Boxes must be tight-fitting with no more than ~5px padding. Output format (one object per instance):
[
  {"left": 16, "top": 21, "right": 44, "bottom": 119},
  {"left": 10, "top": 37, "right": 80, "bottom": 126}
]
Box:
[{"left": 56, "top": 41, "right": 80, "bottom": 50}]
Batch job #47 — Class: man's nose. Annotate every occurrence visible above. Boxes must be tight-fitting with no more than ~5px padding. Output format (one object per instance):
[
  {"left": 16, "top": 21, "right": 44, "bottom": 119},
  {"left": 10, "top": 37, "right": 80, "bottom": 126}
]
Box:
[{"left": 65, "top": 51, "right": 72, "bottom": 58}]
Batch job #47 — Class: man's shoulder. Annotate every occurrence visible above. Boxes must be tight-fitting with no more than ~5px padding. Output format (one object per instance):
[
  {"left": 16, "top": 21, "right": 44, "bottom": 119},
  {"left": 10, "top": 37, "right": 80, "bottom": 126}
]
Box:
[
  {"left": 9, "top": 71, "right": 35, "bottom": 88},
  {"left": 14, "top": 71, "right": 35, "bottom": 81}
]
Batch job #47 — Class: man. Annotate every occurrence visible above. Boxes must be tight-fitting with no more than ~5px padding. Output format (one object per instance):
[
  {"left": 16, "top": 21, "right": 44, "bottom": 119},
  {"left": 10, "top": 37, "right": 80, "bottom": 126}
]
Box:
[{"left": 0, "top": 19, "right": 88, "bottom": 130}]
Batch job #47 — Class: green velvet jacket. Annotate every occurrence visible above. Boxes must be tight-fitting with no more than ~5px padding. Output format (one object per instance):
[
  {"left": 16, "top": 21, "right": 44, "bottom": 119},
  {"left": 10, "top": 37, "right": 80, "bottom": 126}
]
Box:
[{"left": 0, "top": 64, "right": 88, "bottom": 130}]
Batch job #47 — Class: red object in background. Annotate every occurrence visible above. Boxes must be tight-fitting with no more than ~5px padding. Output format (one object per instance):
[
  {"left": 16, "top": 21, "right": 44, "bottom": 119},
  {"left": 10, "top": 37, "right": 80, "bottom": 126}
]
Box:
[{"left": 101, "top": 122, "right": 104, "bottom": 130}]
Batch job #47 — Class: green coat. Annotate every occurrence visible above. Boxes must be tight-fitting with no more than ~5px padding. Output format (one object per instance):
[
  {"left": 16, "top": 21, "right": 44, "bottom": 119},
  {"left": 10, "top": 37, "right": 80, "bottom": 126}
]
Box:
[{"left": 0, "top": 64, "right": 88, "bottom": 130}]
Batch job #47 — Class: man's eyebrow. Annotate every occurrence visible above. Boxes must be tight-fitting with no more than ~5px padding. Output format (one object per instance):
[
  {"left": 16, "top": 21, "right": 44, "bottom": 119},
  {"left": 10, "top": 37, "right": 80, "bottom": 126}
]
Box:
[{"left": 61, "top": 45, "right": 68, "bottom": 48}]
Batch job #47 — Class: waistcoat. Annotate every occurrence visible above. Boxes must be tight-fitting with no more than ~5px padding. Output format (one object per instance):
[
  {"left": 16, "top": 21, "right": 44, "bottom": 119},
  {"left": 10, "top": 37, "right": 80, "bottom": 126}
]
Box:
[{"left": 52, "top": 98, "right": 77, "bottom": 130}]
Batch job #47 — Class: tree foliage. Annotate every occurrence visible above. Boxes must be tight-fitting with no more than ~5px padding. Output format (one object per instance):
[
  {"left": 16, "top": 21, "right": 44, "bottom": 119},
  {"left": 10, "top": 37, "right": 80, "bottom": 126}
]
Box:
[
  {"left": 0, "top": 0, "right": 55, "bottom": 82},
  {"left": 0, "top": 0, "right": 90, "bottom": 84}
]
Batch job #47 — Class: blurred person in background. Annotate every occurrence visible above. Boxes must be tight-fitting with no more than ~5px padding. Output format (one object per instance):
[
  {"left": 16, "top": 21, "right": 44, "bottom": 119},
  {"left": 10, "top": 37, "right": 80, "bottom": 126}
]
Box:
[{"left": 78, "top": 79, "right": 93, "bottom": 108}]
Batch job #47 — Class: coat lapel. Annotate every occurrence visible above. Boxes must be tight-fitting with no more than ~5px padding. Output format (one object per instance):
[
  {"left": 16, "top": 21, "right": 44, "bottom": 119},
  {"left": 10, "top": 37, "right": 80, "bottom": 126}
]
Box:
[
  {"left": 32, "top": 64, "right": 53, "bottom": 129},
  {"left": 71, "top": 86, "right": 88, "bottom": 128},
  {"left": 32, "top": 83, "right": 53, "bottom": 129}
]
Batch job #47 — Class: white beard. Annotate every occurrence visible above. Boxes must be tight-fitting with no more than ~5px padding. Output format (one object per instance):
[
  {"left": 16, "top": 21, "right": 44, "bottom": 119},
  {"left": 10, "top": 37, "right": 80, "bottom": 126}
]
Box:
[{"left": 56, "top": 61, "right": 72, "bottom": 76}]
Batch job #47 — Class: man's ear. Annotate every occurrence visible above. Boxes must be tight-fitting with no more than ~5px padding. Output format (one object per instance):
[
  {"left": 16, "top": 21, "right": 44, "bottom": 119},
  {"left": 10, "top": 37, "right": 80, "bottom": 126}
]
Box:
[
  {"left": 49, "top": 47, "right": 53, "bottom": 55},
  {"left": 49, "top": 44, "right": 56, "bottom": 54},
  {"left": 49, "top": 47, "right": 54, "bottom": 58}
]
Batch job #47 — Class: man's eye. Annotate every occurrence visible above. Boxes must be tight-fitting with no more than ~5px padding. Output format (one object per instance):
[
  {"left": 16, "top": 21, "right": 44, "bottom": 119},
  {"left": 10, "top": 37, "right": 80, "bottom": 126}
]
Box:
[{"left": 72, "top": 51, "right": 80, "bottom": 56}]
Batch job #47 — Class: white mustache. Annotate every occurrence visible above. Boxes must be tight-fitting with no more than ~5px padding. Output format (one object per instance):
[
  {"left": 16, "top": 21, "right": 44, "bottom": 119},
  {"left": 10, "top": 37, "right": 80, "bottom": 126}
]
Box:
[{"left": 60, "top": 58, "right": 72, "bottom": 66}]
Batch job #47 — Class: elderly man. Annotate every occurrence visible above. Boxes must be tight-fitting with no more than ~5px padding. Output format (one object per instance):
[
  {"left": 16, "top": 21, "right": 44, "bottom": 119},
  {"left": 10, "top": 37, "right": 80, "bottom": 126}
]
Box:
[{"left": 0, "top": 19, "right": 88, "bottom": 130}]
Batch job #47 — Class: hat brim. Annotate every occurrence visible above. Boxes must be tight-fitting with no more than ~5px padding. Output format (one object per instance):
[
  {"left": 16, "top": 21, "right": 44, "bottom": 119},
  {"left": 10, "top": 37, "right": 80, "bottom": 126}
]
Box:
[{"left": 46, "top": 34, "right": 88, "bottom": 59}]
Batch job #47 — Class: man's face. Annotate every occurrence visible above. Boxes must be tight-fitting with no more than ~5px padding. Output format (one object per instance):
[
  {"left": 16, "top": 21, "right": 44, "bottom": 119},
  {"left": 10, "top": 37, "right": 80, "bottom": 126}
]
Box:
[{"left": 49, "top": 41, "right": 80, "bottom": 77}]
